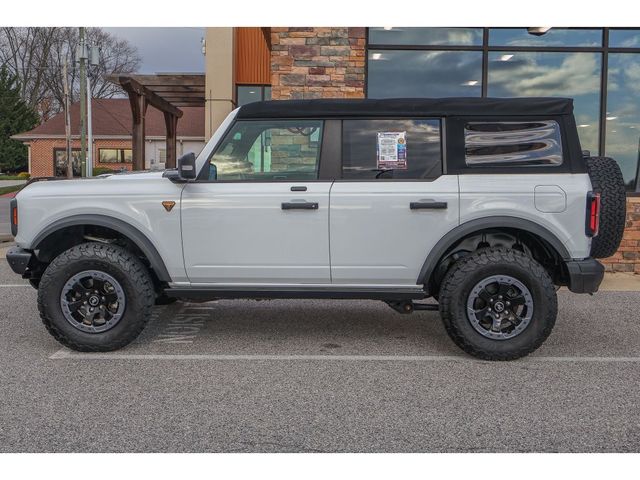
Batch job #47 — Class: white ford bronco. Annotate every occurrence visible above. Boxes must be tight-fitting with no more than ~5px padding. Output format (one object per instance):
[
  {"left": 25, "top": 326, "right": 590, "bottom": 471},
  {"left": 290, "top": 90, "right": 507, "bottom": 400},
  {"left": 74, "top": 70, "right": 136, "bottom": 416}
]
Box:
[{"left": 6, "top": 98, "right": 626, "bottom": 360}]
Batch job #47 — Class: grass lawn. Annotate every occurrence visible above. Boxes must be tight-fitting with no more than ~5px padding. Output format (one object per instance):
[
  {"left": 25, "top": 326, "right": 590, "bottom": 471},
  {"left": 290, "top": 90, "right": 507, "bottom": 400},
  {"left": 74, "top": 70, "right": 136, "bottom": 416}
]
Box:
[
  {"left": 0, "top": 184, "right": 23, "bottom": 196},
  {"left": 0, "top": 175, "right": 28, "bottom": 181}
]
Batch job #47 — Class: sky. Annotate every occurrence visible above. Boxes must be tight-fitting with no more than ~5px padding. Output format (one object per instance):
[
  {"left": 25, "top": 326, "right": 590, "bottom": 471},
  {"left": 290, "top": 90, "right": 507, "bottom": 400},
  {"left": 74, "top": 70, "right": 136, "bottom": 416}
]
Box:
[{"left": 103, "top": 27, "right": 205, "bottom": 74}]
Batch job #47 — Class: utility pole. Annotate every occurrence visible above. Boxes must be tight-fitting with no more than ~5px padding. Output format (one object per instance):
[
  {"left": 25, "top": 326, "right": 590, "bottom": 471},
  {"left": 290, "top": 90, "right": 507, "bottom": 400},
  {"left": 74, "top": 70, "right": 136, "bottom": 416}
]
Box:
[
  {"left": 86, "top": 73, "right": 93, "bottom": 177},
  {"left": 79, "top": 27, "right": 87, "bottom": 177},
  {"left": 63, "top": 59, "right": 73, "bottom": 179},
  {"left": 86, "top": 45, "right": 99, "bottom": 177}
]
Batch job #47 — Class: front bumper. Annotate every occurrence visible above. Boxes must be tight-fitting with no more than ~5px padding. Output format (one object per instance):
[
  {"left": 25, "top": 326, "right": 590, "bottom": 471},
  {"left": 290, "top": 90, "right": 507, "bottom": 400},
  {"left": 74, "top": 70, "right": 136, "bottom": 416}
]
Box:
[
  {"left": 565, "top": 258, "right": 605, "bottom": 294},
  {"left": 6, "top": 247, "right": 34, "bottom": 275}
]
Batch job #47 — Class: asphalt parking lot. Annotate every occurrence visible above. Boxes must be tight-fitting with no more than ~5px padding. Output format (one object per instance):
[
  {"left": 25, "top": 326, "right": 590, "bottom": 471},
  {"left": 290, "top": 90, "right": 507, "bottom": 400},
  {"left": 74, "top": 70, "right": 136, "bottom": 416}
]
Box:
[{"left": 1, "top": 254, "right": 639, "bottom": 452}]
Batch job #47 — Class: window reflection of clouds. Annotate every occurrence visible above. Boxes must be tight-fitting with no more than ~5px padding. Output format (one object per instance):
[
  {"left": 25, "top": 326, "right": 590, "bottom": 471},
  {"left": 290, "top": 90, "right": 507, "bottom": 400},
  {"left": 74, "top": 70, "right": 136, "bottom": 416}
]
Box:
[
  {"left": 610, "top": 30, "right": 640, "bottom": 48},
  {"left": 369, "top": 27, "right": 482, "bottom": 46},
  {"left": 366, "top": 27, "right": 640, "bottom": 190},
  {"left": 606, "top": 54, "right": 640, "bottom": 189},
  {"left": 368, "top": 50, "right": 482, "bottom": 98},
  {"left": 489, "top": 28, "right": 601, "bottom": 47},
  {"left": 343, "top": 119, "right": 441, "bottom": 179},
  {"left": 487, "top": 52, "right": 601, "bottom": 153}
]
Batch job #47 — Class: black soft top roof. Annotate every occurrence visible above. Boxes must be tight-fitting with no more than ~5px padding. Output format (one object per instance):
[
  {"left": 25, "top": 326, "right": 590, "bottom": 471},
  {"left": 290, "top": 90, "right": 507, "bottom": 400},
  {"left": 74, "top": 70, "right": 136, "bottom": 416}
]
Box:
[{"left": 236, "top": 97, "right": 574, "bottom": 119}]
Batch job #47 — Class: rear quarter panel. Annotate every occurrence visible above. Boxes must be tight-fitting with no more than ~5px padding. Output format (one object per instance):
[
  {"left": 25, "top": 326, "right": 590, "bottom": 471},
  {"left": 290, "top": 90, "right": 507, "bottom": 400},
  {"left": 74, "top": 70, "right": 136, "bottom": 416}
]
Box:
[{"left": 459, "top": 173, "right": 592, "bottom": 259}]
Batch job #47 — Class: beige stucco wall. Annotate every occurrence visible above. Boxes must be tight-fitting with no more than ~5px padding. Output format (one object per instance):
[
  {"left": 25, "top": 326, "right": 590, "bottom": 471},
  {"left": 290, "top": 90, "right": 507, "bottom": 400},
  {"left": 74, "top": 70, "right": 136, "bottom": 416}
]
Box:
[{"left": 204, "top": 28, "right": 236, "bottom": 140}]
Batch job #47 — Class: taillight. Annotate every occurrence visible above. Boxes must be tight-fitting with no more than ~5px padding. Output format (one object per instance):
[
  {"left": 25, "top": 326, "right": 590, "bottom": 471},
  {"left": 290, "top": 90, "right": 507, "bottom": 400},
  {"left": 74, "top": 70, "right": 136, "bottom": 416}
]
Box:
[
  {"left": 10, "top": 199, "right": 18, "bottom": 236},
  {"left": 586, "top": 192, "right": 600, "bottom": 237}
]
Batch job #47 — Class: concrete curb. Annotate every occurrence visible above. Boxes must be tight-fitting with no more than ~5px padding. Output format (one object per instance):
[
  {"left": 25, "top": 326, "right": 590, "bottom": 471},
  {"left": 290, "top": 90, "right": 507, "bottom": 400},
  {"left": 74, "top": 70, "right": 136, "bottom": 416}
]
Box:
[{"left": 599, "top": 272, "right": 640, "bottom": 291}]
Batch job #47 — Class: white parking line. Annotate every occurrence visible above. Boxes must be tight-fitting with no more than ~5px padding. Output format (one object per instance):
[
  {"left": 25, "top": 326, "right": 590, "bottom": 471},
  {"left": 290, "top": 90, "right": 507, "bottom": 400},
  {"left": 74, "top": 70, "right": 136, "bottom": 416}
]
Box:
[
  {"left": 0, "top": 284, "right": 31, "bottom": 287},
  {"left": 49, "top": 348, "right": 640, "bottom": 363}
]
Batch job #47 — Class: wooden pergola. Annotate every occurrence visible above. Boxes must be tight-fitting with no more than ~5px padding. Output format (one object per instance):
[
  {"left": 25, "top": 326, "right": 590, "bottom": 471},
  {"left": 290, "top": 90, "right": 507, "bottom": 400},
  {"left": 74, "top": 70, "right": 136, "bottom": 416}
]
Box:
[{"left": 109, "top": 74, "right": 205, "bottom": 170}]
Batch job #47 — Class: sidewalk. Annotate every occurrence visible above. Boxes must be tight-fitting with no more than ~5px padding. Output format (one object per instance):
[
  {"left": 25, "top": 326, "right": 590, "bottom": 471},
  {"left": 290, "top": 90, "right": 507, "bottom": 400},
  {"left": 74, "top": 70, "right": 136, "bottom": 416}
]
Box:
[
  {"left": 598, "top": 272, "right": 640, "bottom": 291},
  {"left": 0, "top": 180, "right": 26, "bottom": 188},
  {"left": 0, "top": 196, "right": 12, "bottom": 240}
]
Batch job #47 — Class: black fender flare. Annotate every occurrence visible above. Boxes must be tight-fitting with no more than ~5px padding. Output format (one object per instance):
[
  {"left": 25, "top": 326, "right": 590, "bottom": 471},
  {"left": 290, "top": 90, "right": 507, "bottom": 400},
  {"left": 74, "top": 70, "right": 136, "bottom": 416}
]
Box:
[
  {"left": 416, "top": 216, "right": 571, "bottom": 288},
  {"left": 30, "top": 214, "right": 172, "bottom": 282}
]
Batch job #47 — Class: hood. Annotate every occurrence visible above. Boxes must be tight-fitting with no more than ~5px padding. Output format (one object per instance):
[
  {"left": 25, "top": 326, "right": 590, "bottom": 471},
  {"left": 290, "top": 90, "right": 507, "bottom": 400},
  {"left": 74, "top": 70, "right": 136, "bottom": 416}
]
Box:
[{"left": 16, "top": 170, "right": 170, "bottom": 200}]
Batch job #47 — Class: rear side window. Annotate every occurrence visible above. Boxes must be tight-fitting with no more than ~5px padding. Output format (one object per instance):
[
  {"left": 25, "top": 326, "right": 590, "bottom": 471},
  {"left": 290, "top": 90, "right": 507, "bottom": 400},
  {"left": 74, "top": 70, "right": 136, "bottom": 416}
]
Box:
[
  {"left": 464, "top": 120, "right": 563, "bottom": 167},
  {"left": 342, "top": 119, "right": 442, "bottom": 179}
]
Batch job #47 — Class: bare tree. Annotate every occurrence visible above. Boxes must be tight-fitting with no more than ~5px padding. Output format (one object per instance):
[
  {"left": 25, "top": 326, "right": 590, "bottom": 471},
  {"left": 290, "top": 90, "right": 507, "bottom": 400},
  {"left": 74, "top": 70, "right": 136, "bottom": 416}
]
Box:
[
  {"left": 0, "top": 27, "right": 59, "bottom": 119},
  {"left": 44, "top": 28, "right": 141, "bottom": 108},
  {"left": 0, "top": 27, "right": 141, "bottom": 120}
]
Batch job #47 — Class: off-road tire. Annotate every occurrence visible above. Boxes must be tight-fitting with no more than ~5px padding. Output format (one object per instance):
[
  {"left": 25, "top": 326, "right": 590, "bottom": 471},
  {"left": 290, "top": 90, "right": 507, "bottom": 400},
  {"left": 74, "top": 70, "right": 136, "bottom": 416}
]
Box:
[
  {"left": 37, "top": 242, "right": 155, "bottom": 351},
  {"left": 439, "top": 247, "right": 557, "bottom": 361},
  {"left": 586, "top": 156, "right": 626, "bottom": 259}
]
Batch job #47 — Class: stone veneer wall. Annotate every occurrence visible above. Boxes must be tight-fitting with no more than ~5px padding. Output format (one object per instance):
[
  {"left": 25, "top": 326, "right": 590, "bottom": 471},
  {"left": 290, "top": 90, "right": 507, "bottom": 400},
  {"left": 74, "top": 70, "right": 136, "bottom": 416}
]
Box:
[{"left": 270, "top": 27, "right": 366, "bottom": 100}]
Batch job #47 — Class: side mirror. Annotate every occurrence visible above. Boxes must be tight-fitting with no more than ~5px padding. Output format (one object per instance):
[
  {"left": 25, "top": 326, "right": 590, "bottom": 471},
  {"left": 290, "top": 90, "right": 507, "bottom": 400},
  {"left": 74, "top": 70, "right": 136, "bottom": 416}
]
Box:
[
  {"left": 178, "top": 152, "right": 197, "bottom": 180},
  {"left": 163, "top": 152, "right": 197, "bottom": 183}
]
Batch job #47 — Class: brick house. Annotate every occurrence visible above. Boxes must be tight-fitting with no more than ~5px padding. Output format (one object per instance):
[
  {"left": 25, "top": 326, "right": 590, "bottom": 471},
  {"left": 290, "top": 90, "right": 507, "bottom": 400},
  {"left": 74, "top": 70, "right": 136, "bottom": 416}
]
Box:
[{"left": 12, "top": 98, "right": 205, "bottom": 177}]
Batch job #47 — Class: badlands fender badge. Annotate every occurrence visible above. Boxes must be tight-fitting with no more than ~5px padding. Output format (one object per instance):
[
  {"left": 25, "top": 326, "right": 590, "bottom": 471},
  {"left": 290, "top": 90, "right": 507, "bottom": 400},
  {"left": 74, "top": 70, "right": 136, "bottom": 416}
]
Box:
[{"left": 162, "top": 201, "right": 176, "bottom": 212}]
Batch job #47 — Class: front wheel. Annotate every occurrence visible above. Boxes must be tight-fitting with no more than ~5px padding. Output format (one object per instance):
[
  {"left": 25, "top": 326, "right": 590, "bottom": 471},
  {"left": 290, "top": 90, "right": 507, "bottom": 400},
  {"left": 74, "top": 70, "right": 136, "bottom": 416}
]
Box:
[
  {"left": 438, "top": 247, "right": 557, "bottom": 361},
  {"left": 37, "top": 242, "right": 155, "bottom": 351}
]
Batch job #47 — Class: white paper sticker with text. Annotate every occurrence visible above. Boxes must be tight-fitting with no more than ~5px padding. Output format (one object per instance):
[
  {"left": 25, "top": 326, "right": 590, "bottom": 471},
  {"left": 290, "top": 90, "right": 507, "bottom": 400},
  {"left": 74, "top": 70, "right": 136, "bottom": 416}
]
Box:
[{"left": 377, "top": 131, "right": 407, "bottom": 170}]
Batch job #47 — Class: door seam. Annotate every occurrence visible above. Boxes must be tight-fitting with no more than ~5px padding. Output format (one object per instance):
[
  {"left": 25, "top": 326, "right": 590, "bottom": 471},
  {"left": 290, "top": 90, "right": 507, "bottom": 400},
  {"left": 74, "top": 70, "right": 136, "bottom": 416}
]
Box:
[{"left": 328, "top": 180, "right": 334, "bottom": 283}]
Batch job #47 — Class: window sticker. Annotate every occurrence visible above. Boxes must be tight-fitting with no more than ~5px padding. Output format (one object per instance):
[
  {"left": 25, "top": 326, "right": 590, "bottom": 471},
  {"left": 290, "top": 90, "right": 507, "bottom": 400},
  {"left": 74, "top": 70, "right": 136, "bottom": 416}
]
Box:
[{"left": 377, "top": 132, "right": 407, "bottom": 170}]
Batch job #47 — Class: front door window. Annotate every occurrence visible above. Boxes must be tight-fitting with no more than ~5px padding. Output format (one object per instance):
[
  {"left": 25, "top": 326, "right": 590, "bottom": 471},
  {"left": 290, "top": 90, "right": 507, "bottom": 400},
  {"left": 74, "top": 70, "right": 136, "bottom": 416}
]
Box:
[{"left": 205, "top": 119, "right": 323, "bottom": 181}]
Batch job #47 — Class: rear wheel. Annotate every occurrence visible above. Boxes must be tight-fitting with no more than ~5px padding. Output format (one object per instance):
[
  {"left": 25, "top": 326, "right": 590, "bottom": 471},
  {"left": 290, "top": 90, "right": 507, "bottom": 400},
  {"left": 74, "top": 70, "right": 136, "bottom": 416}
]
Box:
[
  {"left": 438, "top": 247, "right": 557, "bottom": 360},
  {"left": 37, "top": 242, "right": 155, "bottom": 351}
]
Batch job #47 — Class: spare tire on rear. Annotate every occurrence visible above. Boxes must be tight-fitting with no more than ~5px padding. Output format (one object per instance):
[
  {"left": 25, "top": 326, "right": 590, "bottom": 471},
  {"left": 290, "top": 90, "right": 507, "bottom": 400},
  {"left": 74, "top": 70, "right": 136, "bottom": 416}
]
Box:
[{"left": 585, "top": 156, "right": 626, "bottom": 259}]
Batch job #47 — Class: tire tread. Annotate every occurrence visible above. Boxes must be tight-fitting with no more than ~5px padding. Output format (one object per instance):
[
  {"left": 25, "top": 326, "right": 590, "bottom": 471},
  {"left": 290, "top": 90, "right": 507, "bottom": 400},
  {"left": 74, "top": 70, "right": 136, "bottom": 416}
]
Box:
[
  {"left": 439, "top": 247, "right": 557, "bottom": 361},
  {"left": 586, "top": 156, "right": 626, "bottom": 259},
  {"left": 37, "top": 242, "right": 155, "bottom": 352}
]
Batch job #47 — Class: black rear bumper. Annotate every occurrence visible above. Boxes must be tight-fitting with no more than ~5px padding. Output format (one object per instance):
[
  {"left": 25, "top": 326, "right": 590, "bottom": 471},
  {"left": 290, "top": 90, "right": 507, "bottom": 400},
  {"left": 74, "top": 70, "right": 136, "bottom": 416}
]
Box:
[
  {"left": 5, "top": 247, "right": 34, "bottom": 275},
  {"left": 565, "top": 258, "right": 605, "bottom": 293}
]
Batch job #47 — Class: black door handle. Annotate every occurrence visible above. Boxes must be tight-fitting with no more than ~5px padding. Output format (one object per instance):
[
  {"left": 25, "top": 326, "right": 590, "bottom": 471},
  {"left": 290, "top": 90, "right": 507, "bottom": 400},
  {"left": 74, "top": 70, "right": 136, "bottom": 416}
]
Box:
[
  {"left": 282, "top": 201, "right": 319, "bottom": 210},
  {"left": 410, "top": 201, "right": 448, "bottom": 210}
]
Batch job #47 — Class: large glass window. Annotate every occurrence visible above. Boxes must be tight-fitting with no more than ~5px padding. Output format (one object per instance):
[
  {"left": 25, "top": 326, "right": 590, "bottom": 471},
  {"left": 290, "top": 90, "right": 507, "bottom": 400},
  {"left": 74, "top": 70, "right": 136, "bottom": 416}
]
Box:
[
  {"left": 207, "top": 120, "right": 323, "bottom": 181},
  {"left": 368, "top": 50, "right": 482, "bottom": 98},
  {"left": 490, "top": 28, "right": 601, "bottom": 47},
  {"left": 606, "top": 54, "right": 640, "bottom": 189},
  {"left": 237, "top": 85, "right": 271, "bottom": 106},
  {"left": 609, "top": 29, "right": 640, "bottom": 48},
  {"left": 367, "top": 27, "right": 640, "bottom": 190},
  {"left": 487, "top": 51, "right": 601, "bottom": 154},
  {"left": 369, "top": 27, "right": 482, "bottom": 46},
  {"left": 342, "top": 119, "right": 441, "bottom": 179}
]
